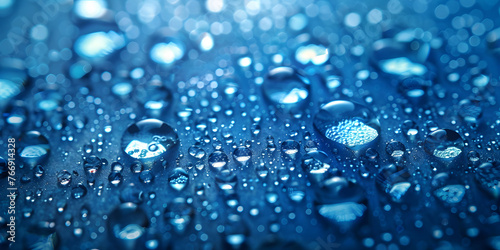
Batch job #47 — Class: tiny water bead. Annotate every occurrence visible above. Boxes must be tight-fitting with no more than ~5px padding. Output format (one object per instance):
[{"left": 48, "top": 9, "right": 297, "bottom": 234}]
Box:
[
  {"left": 424, "top": 129, "right": 464, "bottom": 159},
  {"left": 121, "top": 119, "right": 179, "bottom": 166},
  {"left": 262, "top": 67, "right": 310, "bottom": 108},
  {"left": 313, "top": 100, "right": 380, "bottom": 151},
  {"left": 18, "top": 131, "right": 51, "bottom": 167}
]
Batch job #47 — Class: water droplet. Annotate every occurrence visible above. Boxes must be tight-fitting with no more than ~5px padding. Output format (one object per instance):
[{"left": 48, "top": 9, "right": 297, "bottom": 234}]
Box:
[
  {"left": 377, "top": 164, "right": 412, "bottom": 203},
  {"left": 233, "top": 146, "right": 252, "bottom": 166},
  {"left": 385, "top": 141, "right": 406, "bottom": 162},
  {"left": 262, "top": 67, "right": 310, "bottom": 108},
  {"left": 302, "top": 150, "right": 334, "bottom": 183},
  {"left": 149, "top": 37, "right": 185, "bottom": 66},
  {"left": 19, "top": 131, "right": 50, "bottom": 167},
  {"left": 458, "top": 99, "right": 482, "bottom": 125},
  {"left": 57, "top": 170, "right": 72, "bottom": 186},
  {"left": 109, "top": 172, "right": 123, "bottom": 186},
  {"left": 401, "top": 120, "right": 419, "bottom": 141},
  {"left": 281, "top": 140, "right": 300, "bottom": 160},
  {"left": 295, "top": 44, "right": 329, "bottom": 65},
  {"left": 315, "top": 177, "right": 367, "bottom": 230},
  {"left": 475, "top": 162, "right": 500, "bottom": 198},
  {"left": 168, "top": 167, "right": 189, "bottom": 191},
  {"left": 121, "top": 119, "right": 179, "bottom": 167},
  {"left": 424, "top": 129, "right": 464, "bottom": 159},
  {"left": 139, "top": 170, "right": 154, "bottom": 184},
  {"left": 208, "top": 151, "right": 229, "bottom": 170},
  {"left": 432, "top": 173, "right": 465, "bottom": 204},
  {"left": 164, "top": 197, "right": 194, "bottom": 234},
  {"left": 215, "top": 168, "right": 237, "bottom": 195},
  {"left": 188, "top": 145, "right": 206, "bottom": 159},
  {"left": 74, "top": 26, "right": 126, "bottom": 60},
  {"left": 0, "top": 59, "right": 28, "bottom": 102},
  {"left": 108, "top": 203, "right": 149, "bottom": 248},
  {"left": 72, "top": 184, "right": 87, "bottom": 199},
  {"left": 135, "top": 80, "right": 172, "bottom": 117},
  {"left": 314, "top": 100, "right": 380, "bottom": 151}
]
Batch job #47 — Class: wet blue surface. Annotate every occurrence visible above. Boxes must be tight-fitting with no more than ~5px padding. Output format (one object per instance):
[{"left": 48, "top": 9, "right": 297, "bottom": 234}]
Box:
[{"left": 1, "top": 0, "right": 500, "bottom": 249}]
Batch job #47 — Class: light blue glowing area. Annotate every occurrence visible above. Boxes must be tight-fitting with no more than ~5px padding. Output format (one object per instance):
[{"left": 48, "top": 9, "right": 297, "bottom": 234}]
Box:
[
  {"left": 112, "top": 82, "right": 133, "bottom": 96},
  {"left": 150, "top": 42, "right": 185, "bottom": 65},
  {"left": 0, "top": 0, "right": 13, "bottom": 9},
  {"left": 325, "top": 118, "right": 379, "bottom": 148},
  {"left": 0, "top": 79, "right": 22, "bottom": 100},
  {"left": 295, "top": 44, "right": 329, "bottom": 65},
  {"left": 124, "top": 140, "right": 167, "bottom": 160},
  {"left": 74, "top": 0, "right": 107, "bottom": 19},
  {"left": 379, "top": 57, "right": 427, "bottom": 76},
  {"left": 74, "top": 31, "right": 126, "bottom": 59},
  {"left": 20, "top": 145, "right": 50, "bottom": 159},
  {"left": 317, "top": 202, "right": 366, "bottom": 222}
]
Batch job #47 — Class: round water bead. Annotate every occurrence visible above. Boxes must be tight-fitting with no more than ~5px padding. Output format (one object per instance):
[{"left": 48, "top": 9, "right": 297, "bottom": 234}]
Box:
[
  {"left": 432, "top": 173, "right": 466, "bottom": 204},
  {"left": 424, "top": 129, "right": 464, "bottom": 159},
  {"left": 313, "top": 100, "right": 380, "bottom": 151},
  {"left": 19, "top": 131, "right": 50, "bottom": 167},
  {"left": 262, "top": 67, "right": 310, "bottom": 108},
  {"left": 458, "top": 99, "right": 482, "bottom": 124},
  {"left": 168, "top": 167, "right": 189, "bottom": 191},
  {"left": 108, "top": 203, "right": 149, "bottom": 248},
  {"left": 121, "top": 119, "right": 179, "bottom": 167},
  {"left": 315, "top": 176, "right": 367, "bottom": 231},
  {"left": 301, "top": 150, "right": 336, "bottom": 184},
  {"left": 233, "top": 146, "right": 252, "bottom": 166}
]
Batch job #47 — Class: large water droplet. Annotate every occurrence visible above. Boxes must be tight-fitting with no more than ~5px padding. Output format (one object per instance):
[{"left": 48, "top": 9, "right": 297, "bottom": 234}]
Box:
[
  {"left": 424, "top": 129, "right": 464, "bottom": 159},
  {"left": 262, "top": 67, "right": 310, "bottom": 108},
  {"left": 168, "top": 167, "right": 189, "bottom": 191},
  {"left": 233, "top": 146, "right": 252, "bottom": 166},
  {"left": 19, "top": 131, "right": 50, "bottom": 167},
  {"left": 121, "top": 119, "right": 179, "bottom": 167},
  {"left": 314, "top": 100, "right": 380, "bottom": 151},
  {"left": 0, "top": 59, "right": 28, "bottom": 103},
  {"left": 475, "top": 162, "right": 500, "bottom": 199},
  {"left": 108, "top": 203, "right": 149, "bottom": 249}
]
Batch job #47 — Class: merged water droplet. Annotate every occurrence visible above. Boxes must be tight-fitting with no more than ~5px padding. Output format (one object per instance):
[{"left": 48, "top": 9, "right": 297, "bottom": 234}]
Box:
[
  {"left": 424, "top": 129, "right": 464, "bottom": 159},
  {"left": 262, "top": 67, "right": 310, "bottom": 108},
  {"left": 57, "top": 170, "right": 72, "bottom": 186},
  {"left": 314, "top": 100, "right": 380, "bottom": 151},
  {"left": 121, "top": 119, "right": 179, "bottom": 167},
  {"left": 19, "top": 131, "right": 50, "bottom": 167},
  {"left": 302, "top": 150, "right": 335, "bottom": 184}
]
